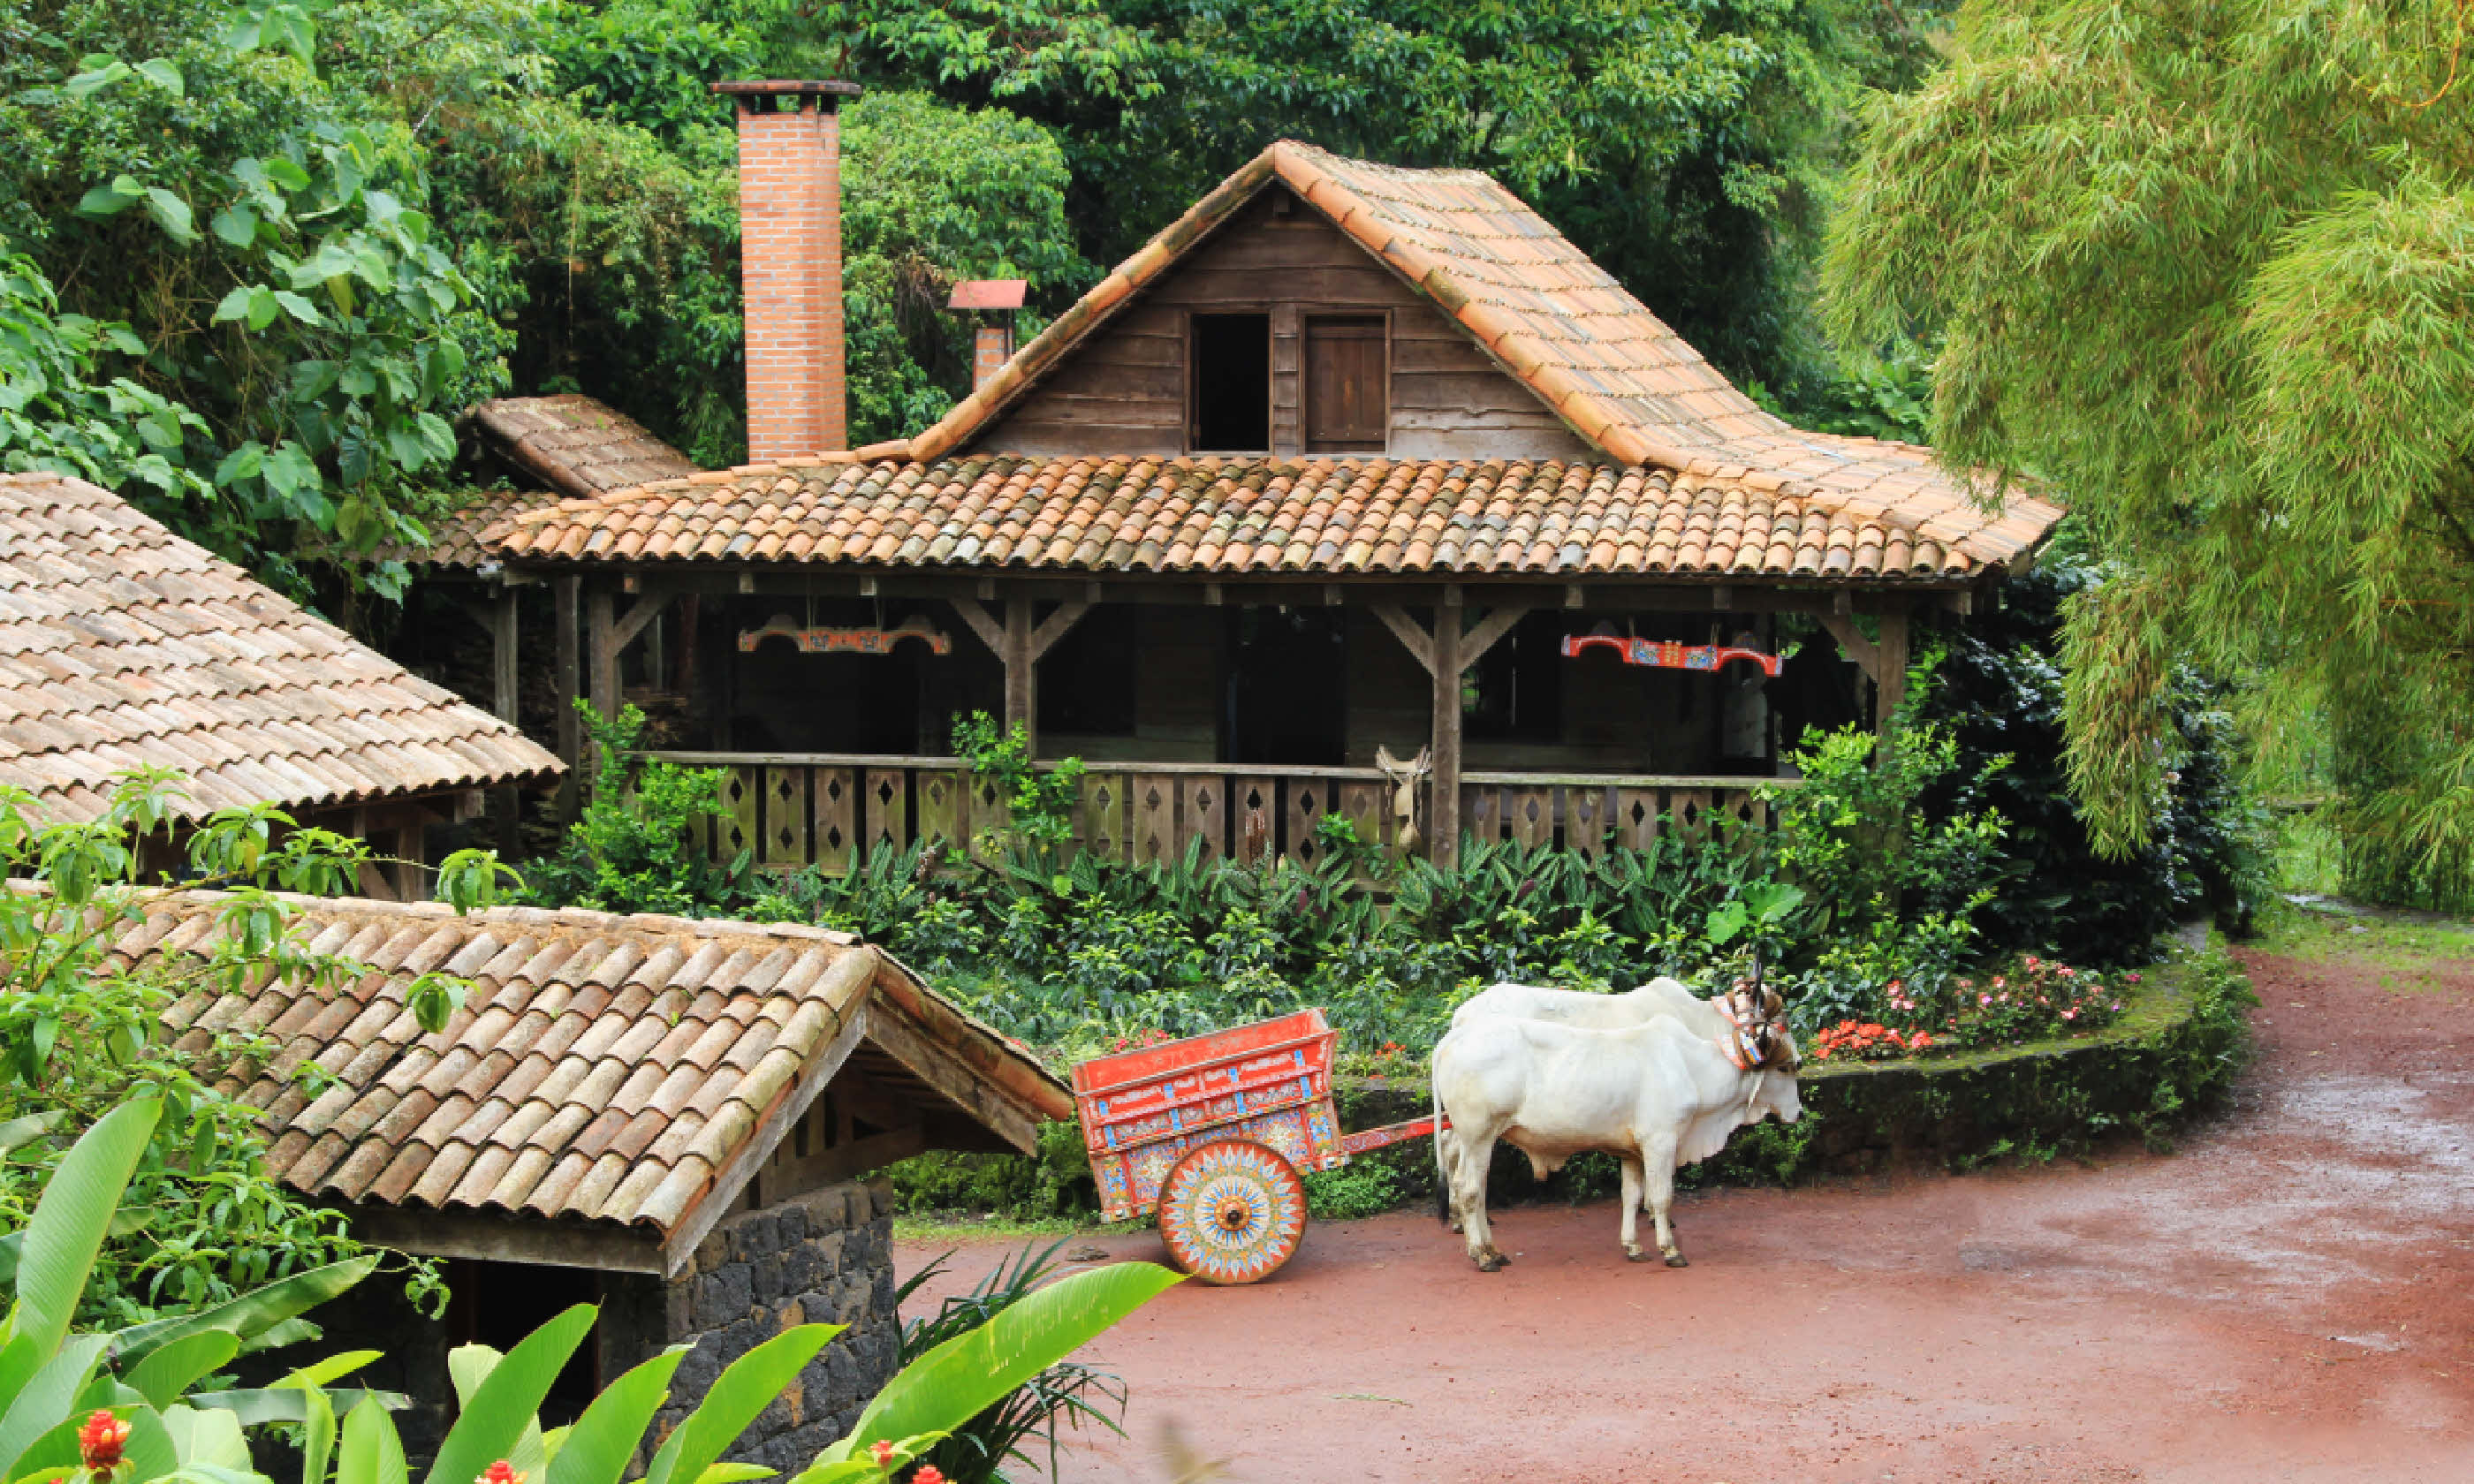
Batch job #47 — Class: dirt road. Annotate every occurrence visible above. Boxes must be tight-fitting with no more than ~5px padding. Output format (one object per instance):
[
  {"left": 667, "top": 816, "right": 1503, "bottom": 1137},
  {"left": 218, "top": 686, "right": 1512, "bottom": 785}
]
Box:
[{"left": 899, "top": 939, "right": 2474, "bottom": 1481}]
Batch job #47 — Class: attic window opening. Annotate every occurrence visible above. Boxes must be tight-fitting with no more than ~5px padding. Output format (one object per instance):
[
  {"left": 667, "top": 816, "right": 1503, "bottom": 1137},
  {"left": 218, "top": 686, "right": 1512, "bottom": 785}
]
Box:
[{"left": 1189, "top": 314, "right": 1271, "bottom": 453}]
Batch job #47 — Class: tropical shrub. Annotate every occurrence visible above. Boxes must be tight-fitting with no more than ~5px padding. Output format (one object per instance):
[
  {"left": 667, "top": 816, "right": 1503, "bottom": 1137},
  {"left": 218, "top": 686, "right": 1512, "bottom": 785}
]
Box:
[
  {"left": 522, "top": 701, "right": 748, "bottom": 916},
  {"left": 892, "top": 1243, "right": 1128, "bottom": 1484},
  {"left": 0, "top": 769, "right": 513, "bottom": 1328},
  {"left": 1916, "top": 548, "right": 2272, "bottom": 962}
]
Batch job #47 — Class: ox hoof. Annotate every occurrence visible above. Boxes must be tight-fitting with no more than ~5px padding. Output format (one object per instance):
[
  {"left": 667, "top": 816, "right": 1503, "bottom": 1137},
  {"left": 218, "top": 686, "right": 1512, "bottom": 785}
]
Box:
[
  {"left": 1626, "top": 1248, "right": 1655, "bottom": 1263},
  {"left": 1663, "top": 1252, "right": 1690, "bottom": 1268},
  {"left": 1476, "top": 1253, "right": 1507, "bottom": 1273}
]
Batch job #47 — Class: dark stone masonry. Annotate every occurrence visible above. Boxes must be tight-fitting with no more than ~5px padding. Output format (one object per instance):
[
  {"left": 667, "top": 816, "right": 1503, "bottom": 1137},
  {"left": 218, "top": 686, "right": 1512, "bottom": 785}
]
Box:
[{"left": 601, "top": 1177, "right": 902, "bottom": 1470}]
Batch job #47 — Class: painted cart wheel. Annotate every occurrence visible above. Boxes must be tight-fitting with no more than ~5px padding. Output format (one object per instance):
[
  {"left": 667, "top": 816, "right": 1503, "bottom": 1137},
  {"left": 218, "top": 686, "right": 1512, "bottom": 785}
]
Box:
[{"left": 1157, "top": 1139, "right": 1309, "bottom": 1284}]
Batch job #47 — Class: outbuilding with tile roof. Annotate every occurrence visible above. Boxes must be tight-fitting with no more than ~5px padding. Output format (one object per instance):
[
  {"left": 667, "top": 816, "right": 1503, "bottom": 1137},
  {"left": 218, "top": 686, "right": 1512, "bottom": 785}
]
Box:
[
  {"left": 0, "top": 471, "right": 558, "bottom": 890},
  {"left": 492, "top": 86, "right": 2066, "bottom": 874},
  {"left": 112, "top": 887, "right": 1068, "bottom": 1465}
]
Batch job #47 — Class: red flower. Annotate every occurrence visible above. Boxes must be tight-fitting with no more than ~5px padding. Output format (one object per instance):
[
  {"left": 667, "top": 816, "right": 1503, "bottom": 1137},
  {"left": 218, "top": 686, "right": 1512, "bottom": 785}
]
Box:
[
  {"left": 870, "top": 1442, "right": 895, "bottom": 1467},
  {"left": 477, "top": 1462, "right": 524, "bottom": 1484},
  {"left": 79, "top": 1412, "right": 128, "bottom": 1473},
  {"left": 911, "top": 1468, "right": 947, "bottom": 1484}
]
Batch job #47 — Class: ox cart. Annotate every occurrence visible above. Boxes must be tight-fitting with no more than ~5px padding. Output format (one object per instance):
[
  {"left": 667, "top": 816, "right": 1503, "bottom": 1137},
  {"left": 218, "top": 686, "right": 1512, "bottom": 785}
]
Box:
[{"left": 1071, "top": 1009, "right": 1440, "bottom": 1283}]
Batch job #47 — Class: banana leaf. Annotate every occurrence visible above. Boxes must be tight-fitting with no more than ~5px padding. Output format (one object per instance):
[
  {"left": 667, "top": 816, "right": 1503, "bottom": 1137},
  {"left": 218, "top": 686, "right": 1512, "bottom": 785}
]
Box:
[
  {"left": 12, "top": 1101, "right": 158, "bottom": 1362},
  {"left": 186, "top": 1389, "right": 407, "bottom": 1427},
  {"left": 543, "top": 1348, "right": 683, "bottom": 1484},
  {"left": 112, "top": 1257, "right": 378, "bottom": 1367},
  {"left": 126, "top": 1331, "right": 240, "bottom": 1411},
  {"left": 640, "top": 1327, "right": 840, "bottom": 1484},
  {"left": 421, "top": 1306, "right": 596, "bottom": 1484}
]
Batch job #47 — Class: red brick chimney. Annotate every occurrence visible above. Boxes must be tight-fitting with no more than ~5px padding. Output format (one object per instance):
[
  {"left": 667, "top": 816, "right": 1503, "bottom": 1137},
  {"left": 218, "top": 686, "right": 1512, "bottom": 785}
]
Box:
[{"left": 717, "top": 80, "right": 861, "bottom": 460}]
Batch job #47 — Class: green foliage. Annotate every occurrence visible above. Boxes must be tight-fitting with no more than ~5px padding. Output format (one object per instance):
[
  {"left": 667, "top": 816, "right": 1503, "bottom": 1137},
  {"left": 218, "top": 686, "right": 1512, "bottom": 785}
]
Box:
[
  {"left": 952, "top": 712, "right": 1084, "bottom": 858},
  {"left": 891, "top": 1242, "right": 1128, "bottom": 1484},
  {"left": 1300, "top": 1160, "right": 1399, "bottom": 1221},
  {"left": 1821, "top": 0, "right": 2474, "bottom": 901},
  {"left": 0, "top": 770, "right": 518, "bottom": 1329},
  {"left": 886, "top": 1120, "right": 1096, "bottom": 1223},
  {"left": 0, "top": 1097, "right": 400, "bottom": 1484},
  {"left": 1916, "top": 552, "right": 2273, "bottom": 958},
  {"left": 523, "top": 701, "right": 749, "bottom": 916},
  {"left": 0, "top": 0, "right": 512, "bottom": 598}
]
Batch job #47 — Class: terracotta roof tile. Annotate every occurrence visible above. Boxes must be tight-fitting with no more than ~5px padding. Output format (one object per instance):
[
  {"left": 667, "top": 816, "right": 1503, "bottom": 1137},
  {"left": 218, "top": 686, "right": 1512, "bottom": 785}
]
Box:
[
  {"left": 0, "top": 473, "right": 558, "bottom": 824},
  {"left": 93, "top": 889, "right": 1070, "bottom": 1242},
  {"left": 496, "top": 458, "right": 2000, "bottom": 580}
]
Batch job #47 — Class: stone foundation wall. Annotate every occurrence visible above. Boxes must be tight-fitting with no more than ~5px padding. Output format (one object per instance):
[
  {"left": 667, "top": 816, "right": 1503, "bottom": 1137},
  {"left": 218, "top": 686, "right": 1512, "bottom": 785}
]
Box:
[{"left": 602, "top": 1178, "right": 900, "bottom": 1471}]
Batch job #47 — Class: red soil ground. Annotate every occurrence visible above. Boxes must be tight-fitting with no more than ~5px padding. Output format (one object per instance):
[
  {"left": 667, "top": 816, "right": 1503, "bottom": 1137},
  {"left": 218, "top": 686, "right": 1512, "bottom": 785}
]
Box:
[{"left": 898, "top": 942, "right": 2474, "bottom": 1481}]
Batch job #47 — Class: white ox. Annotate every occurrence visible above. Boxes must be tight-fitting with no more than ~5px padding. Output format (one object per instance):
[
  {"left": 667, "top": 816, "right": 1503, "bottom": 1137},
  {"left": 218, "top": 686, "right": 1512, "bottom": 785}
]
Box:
[
  {"left": 1449, "top": 976, "right": 1725, "bottom": 1034},
  {"left": 1431, "top": 1013, "right": 1801, "bottom": 1270}
]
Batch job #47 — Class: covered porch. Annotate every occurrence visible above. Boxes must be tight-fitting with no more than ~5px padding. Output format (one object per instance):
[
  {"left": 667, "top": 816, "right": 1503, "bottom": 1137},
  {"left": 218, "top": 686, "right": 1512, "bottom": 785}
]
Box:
[{"left": 549, "top": 567, "right": 1947, "bottom": 869}]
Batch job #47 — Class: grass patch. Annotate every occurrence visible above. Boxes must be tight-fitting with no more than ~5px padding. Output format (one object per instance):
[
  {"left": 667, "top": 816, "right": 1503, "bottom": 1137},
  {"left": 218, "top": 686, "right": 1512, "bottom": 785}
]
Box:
[{"left": 2252, "top": 900, "right": 2474, "bottom": 994}]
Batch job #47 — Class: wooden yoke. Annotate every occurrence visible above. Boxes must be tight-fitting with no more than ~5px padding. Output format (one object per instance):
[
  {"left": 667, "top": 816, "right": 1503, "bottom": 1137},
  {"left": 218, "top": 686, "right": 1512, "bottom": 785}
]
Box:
[{"left": 1371, "top": 594, "right": 1527, "bottom": 865}]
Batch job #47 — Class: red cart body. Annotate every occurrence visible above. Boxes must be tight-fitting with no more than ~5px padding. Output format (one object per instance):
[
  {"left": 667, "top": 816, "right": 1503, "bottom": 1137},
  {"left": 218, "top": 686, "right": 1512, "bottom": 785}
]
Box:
[{"left": 1072, "top": 1009, "right": 1347, "bottom": 1223}]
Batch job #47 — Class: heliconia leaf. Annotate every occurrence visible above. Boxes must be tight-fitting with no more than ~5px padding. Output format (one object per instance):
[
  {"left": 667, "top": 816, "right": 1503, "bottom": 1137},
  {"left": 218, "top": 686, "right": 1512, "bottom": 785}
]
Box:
[
  {"left": 421, "top": 1307, "right": 596, "bottom": 1484},
  {"left": 0, "top": 1115, "right": 61, "bottom": 1156},
  {"left": 161, "top": 1404, "right": 251, "bottom": 1472},
  {"left": 337, "top": 1397, "right": 408, "bottom": 1484},
  {"left": 114, "top": 1257, "right": 376, "bottom": 1371},
  {"left": 15, "top": 1100, "right": 158, "bottom": 1362},
  {"left": 638, "top": 1328, "right": 840, "bottom": 1484},
  {"left": 543, "top": 1349, "right": 684, "bottom": 1484},
  {"left": 183, "top": 1387, "right": 403, "bottom": 1427},
  {"left": 687, "top": 1465, "right": 774, "bottom": 1484},
  {"left": 0, "top": 1336, "right": 110, "bottom": 1481},
  {"left": 125, "top": 1330, "right": 239, "bottom": 1411}
]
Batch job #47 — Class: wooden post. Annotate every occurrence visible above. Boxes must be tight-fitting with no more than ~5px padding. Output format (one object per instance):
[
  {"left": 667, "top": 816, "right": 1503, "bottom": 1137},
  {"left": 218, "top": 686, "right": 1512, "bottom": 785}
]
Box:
[
  {"left": 1876, "top": 605, "right": 1911, "bottom": 734},
  {"left": 1003, "top": 596, "right": 1035, "bottom": 750},
  {"left": 588, "top": 586, "right": 618, "bottom": 721},
  {"left": 1431, "top": 599, "right": 1463, "bottom": 867},
  {"left": 555, "top": 575, "right": 581, "bottom": 822},
  {"left": 491, "top": 587, "right": 520, "bottom": 856}
]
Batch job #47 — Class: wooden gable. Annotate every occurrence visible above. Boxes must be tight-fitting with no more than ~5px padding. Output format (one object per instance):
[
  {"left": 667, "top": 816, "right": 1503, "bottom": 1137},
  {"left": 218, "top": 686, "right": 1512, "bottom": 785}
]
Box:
[{"left": 969, "top": 184, "right": 1593, "bottom": 463}]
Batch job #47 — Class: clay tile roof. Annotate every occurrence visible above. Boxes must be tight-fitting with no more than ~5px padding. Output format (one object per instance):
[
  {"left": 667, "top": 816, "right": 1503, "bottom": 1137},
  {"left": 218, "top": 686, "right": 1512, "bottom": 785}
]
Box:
[
  {"left": 110, "top": 890, "right": 1070, "bottom": 1250},
  {"left": 500, "top": 143, "right": 2053, "bottom": 579},
  {"left": 377, "top": 396, "right": 700, "bottom": 571},
  {"left": 494, "top": 459, "right": 1992, "bottom": 580},
  {"left": 0, "top": 473, "right": 559, "bottom": 823}
]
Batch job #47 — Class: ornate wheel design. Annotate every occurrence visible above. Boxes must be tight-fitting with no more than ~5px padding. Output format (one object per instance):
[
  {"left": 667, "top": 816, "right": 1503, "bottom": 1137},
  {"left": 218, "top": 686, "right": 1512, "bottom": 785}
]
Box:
[{"left": 1156, "top": 1139, "right": 1308, "bottom": 1284}]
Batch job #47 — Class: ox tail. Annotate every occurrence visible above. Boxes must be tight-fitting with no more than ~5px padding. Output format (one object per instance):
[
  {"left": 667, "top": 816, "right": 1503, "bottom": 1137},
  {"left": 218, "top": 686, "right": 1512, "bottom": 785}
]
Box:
[{"left": 1431, "top": 1074, "right": 1452, "bottom": 1223}]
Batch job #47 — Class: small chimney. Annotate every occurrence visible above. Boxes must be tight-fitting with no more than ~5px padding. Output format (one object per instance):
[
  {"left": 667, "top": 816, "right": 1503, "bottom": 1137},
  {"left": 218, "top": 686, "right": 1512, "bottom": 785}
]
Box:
[
  {"left": 717, "top": 80, "right": 862, "bottom": 460},
  {"left": 949, "top": 279, "right": 1026, "bottom": 392}
]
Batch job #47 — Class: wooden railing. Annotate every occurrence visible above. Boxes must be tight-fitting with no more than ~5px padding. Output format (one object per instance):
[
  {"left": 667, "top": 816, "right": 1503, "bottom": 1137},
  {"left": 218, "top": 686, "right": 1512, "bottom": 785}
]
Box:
[{"left": 644, "top": 753, "right": 1787, "bottom": 873}]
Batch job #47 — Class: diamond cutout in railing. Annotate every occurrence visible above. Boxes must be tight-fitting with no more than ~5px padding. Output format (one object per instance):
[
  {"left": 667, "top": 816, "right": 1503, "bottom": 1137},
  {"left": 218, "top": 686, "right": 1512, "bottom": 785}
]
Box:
[
  {"left": 825, "top": 824, "right": 845, "bottom": 849},
  {"left": 1144, "top": 785, "right": 1164, "bottom": 810}
]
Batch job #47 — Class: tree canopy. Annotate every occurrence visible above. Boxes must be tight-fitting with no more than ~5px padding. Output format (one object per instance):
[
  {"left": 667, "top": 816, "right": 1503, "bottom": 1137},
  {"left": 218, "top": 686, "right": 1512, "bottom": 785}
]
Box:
[
  {"left": 1823, "top": 0, "right": 2474, "bottom": 905},
  {"left": 4, "top": 0, "right": 1946, "bottom": 599}
]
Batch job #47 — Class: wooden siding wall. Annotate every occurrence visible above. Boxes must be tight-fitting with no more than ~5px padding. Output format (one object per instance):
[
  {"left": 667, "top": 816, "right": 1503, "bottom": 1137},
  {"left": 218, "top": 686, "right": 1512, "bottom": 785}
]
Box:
[{"left": 978, "top": 186, "right": 1595, "bottom": 463}]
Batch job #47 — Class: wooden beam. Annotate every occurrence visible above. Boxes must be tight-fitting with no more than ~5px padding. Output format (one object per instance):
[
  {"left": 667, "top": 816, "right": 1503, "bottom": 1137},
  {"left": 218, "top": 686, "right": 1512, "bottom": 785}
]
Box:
[
  {"left": 610, "top": 588, "right": 670, "bottom": 655},
  {"left": 1371, "top": 603, "right": 1434, "bottom": 676},
  {"left": 1817, "top": 611, "right": 1880, "bottom": 684},
  {"left": 587, "top": 585, "right": 618, "bottom": 721},
  {"left": 1028, "top": 599, "right": 1090, "bottom": 662},
  {"left": 1431, "top": 608, "right": 1463, "bottom": 867},
  {"left": 1003, "top": 596, "right": 1036, "bottom": 747},
  {"left": 332, "top": 1206, "right": 663, "bottom": 1274},
  {"left": 555, "top": 575, "right": 581, "bottom": 822},
  {"left": 758, "top": 1124, "right": 929, "bottom": 1205},
  {"left": 1455, "top": 606, "right": 1529, "bottom": 674},
  {"left": 489, "top": 590, "right": 520, "bottom": 725},
  {"left": 950, "top": 597, "right": 1004, "bottom": 655},
  {"left": 1876, "top": 605, "right": 1912, "bottom": 733},
  {"left": 861, "top": 1001, "right": 1040, "bottom": 1154},
  {"left": 660, "top": 954, "right": 875, "bottom": 1276}
]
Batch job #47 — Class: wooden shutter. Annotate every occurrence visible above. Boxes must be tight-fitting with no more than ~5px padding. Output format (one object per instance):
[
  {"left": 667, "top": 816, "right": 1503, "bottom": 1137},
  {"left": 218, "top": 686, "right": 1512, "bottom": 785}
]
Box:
[{"left": 1303, "top": 315, "right": 1387, "bottom": 453}]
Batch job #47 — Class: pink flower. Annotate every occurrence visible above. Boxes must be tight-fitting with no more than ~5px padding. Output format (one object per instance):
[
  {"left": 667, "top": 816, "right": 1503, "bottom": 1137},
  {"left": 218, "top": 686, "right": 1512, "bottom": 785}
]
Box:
[
  {"left": 2126, "top": 973, "right": 2143, "bottom": 983},
  {"left": 2059, "top": 965, "right": 2075, "bottom": 977},
  {"left": 2061, "top": 1009, "right": 2077, "bottom": 1020},
  {"left": 1980, "top": 994, "right": 1992, "bottom": 1006},
  {"left": 1992, "top": 976, "right": 2007, "bottom": 989}
]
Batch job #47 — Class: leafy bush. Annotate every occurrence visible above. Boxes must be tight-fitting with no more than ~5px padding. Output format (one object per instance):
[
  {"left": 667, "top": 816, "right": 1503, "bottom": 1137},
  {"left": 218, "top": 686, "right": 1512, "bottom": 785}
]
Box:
[
  {"left": 523, "top": 701, "right": 748, "bottom": 916},
  {"left": 1917, "top": 549, "right": 2272, "bottom": 960},
  {"left": 892, "top": 1243, "right": 1127, "bottom": 1484}
]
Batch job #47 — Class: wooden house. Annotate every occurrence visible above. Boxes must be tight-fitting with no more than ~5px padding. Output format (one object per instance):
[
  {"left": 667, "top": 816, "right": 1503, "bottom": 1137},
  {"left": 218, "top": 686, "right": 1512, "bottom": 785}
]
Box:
[
  {"left": 486, "top": 82, "right": 2065, "bottom": 870},
  {"left": 117, "top": 889, "right": 1068, "bottom": 1465},
  {"left": 0, "top": 472, "right": 558, "bottom": 889}
]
